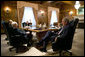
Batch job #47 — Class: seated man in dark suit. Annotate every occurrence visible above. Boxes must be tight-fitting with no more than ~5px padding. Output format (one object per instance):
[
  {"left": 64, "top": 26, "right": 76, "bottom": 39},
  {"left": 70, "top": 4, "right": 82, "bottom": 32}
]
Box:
[
  {"left": 9, "top": 20, "right": 13, "bottom": 25},
  {"left": 22, "top": 21, "right": 29, "bottom": 27},
  {"left": 12, "top": 22, "right": 33, "bottom": 47},
  {"left": 2, "top": 20, "right": 14, "bottom": 40},
  {"left": 8, "top": 20, "right": 14, "bottom": 31},
  {"left": 36, "top": 17, "right": 70, "bottom": 52}
]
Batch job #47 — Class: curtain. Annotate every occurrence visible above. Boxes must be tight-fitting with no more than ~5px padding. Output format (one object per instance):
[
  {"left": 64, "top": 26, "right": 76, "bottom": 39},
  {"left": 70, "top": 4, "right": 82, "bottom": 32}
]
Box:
[
  {"left": 48, "top": 11, "right": 52, "bottom": 27},
  {"left": 21, "top": 7, "right": 36, "bottom": 27},
  {"left": 18, "top": 7, "right": 24, "bottom": 28},
  {"left": 56, "top": 10, "right": 59, "bottom": 23},
  {"left": 33, "top": 8, "right": 38, "bottom": 26},
  {"left": 50, "top": 10, "right": 58, "bottom": 25}
]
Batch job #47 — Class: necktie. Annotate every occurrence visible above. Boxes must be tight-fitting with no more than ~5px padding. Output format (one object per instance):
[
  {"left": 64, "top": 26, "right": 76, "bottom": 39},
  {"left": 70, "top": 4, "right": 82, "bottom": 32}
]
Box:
[{"left": 58, "top": 27, "right": 63, "bottom": 35}]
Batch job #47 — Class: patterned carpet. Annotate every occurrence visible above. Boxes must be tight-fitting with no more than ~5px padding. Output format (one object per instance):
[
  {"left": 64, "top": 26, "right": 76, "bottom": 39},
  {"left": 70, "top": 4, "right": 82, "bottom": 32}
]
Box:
[{"left": 1, "top": 29, "right": 84, "bottom": 56}]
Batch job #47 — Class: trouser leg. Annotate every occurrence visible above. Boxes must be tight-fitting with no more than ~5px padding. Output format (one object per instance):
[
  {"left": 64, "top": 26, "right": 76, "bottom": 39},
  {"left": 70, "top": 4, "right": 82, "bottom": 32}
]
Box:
[
  {"left": 50, "top": 36, "right": 57, "bottom": 42},
  {"left": 43, "top": 41, "right": 49, "bottom": 51},
  {"left": 38, "top": 31, "right": 53, "bottom": 45},
  {"left": 27, "top": 34, "right": 33, "bottom": 46},
  {"left": 42, "top": 36, "right": 57, "bottom": 51}
]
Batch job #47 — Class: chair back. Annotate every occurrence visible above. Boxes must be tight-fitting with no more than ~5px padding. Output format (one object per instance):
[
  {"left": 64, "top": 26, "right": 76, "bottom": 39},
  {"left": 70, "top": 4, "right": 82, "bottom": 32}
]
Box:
[
  {"left": 22, "top": 22, "right": 26, "bottom": 27},
  {"left": 67, "top": 18, "right": 79, "bottom": 49},
  {"left": 22, "top": 22, "right": 29, "bottom": 27},
  {"left": 52, "top": 18, "right": 79, "bottom": 51},
  {"left": 2, "top": 21, "right": 28, "bottom": 47}
]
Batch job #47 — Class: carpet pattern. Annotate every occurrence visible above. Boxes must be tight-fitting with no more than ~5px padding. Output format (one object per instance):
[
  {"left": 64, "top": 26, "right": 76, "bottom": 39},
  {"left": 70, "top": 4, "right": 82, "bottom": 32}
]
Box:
[{"left": 1, "top": 29, "right": 84, "bottom": 56}]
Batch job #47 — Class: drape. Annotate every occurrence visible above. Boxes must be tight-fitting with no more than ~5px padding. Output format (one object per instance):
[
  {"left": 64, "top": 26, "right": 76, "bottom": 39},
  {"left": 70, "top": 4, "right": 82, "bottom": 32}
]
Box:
[
  {"left": 48, "top": 7, "right": 59, "bottom": 27},
  {"left": 56, "top": 10, "right": 59, "bottom": 23},
  {"left": 48, "top": 11, "right": 52, "bottom": 27},
  {"left": 33, "top": 8, "right": 38, "bottom": 26},
  {"left": 18, "top": 7, "right": 24, "bottom": 28}
]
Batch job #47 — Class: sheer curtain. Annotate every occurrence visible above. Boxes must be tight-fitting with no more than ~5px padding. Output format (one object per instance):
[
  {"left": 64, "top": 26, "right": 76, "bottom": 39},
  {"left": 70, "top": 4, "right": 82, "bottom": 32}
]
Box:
[
  {"left": 21, "top": 7, "right": 36, "bottom": 27},
  {"left": 50, "top": 10, "right": 58, "bottom": 26}
]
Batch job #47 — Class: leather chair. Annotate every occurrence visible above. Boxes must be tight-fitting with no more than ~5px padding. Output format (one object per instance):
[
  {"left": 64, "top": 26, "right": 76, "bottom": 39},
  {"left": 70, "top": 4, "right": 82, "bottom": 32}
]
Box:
[
  {"left": 2, "top": 21, "right": 29, "bottom": 53},
  {"left": 22, "top": 22, "right": 26, "bottom": 27},
  {"left": 22, "top": 22, "right": 32, "bottom": 27},
  {"left": 52, "top": 18, "right": 79, "bottom": 56},
  {"left": 22, "top": 22, "right": 29, "bottom": 27}
]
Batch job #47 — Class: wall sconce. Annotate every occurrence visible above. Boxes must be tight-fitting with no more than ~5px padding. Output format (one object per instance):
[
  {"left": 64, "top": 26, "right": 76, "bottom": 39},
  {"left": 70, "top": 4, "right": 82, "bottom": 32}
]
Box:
[
  {"left": 74, "top": 1, "right": 80, "bottom": 15},
  {"left": 5, "top": 7, "right": 10, "bottom": 13},
  {"left": 40, "top": 10, "right": 44, "bottom": 16},
  {"left": 74, "top": 1, "right": 80, "bottom": 9},
  {"left": 69, "top": 11, "right": 73, "bottom": 15}
]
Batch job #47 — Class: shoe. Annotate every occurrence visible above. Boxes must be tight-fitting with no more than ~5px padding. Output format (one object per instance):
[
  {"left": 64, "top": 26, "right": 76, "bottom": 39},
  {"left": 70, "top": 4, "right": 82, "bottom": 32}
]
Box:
[
  {"left": 42, "top": 50, "right": 47, "bottom": 52},
  {"left": 27, "top": 43, "right": 31, "bottom": 47},
  {"left": 53, "top": 49, "right": 59, "bottom": 53},
  {"left": 36, "top": 42, "right": 40, "bottom": 45},
  {"left": 40, "top": 48, "right": 47, "bottom": 52},
  {"left": 36, "top": 43, "right": 42, "bottom": 47}
]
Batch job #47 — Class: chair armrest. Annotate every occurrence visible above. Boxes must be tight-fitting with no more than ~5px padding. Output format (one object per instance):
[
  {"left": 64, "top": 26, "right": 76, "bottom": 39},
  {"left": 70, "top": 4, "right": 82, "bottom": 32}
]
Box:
[
  {"left": 10, "top": 35, "right": 22, "bottom": 41},
  {"left": 11, "top": 35, "right": 21, "bottom": 38}
]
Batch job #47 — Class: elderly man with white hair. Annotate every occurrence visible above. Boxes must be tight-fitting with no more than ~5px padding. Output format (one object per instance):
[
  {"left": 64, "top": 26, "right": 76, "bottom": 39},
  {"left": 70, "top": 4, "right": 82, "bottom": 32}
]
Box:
[
  {"left": 8, "top": 20, "right": 13, "bottom": 27},
  {"left": 11, "top": 21, "right": 33, "bottom": 47},
  {"left": 12, "top": 21, "right": 18, "bottom": 28},
  {"left": 9, "top": 20, "right": 13, "bottom": 24},
  {"left": 6, "top": 20, "right": 14, "bottom": 35}
]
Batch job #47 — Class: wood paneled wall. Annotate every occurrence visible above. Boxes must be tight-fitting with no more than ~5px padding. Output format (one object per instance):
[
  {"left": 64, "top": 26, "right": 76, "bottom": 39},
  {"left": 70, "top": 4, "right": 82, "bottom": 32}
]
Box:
[
  {"left": 1, "top": 1, "right": 17, "bottom": 33},
  {"left": 1, "top": 1, "right": 17, "bottom": 22},
  {"left": 38, "top": 4, "right": 48, "bottom": 26},
  {"left": 1, "top": 1, "right": 78, "bottom": 33}
]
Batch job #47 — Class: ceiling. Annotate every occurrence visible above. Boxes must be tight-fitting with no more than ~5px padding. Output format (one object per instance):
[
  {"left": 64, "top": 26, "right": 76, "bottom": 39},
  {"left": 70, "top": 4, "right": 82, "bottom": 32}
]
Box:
[
  {"left": 1, "top": 1, "right": 84, "bottom": 8},
  {"left": 27, "top": 1, "right": 84, "bottom": 7}
]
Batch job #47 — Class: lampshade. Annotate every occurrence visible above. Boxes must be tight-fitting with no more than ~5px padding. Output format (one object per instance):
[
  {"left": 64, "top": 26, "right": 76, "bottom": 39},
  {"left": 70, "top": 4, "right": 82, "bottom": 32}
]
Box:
[
  {"left": 5, "top": 7, "right": 10, "bottom": 13},
  {"left": 6, "top": 7, "right": 10, "bottom": 11},
  {"left": 74, "top": 1, "right": 80, "bottom": 9},
  {"left": 69, "top": 11, "right": 73, "bottom": 15},
  {"left": 41, "top": 10, "right": 44, "bottom": 14}
]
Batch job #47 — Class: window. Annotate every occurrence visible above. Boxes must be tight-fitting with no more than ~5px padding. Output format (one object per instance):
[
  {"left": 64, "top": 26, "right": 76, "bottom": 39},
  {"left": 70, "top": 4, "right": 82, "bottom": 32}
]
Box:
[
  {"left": 21, "top": 7, "right": 36, "bottom": 27},
  {"left": 50, "top": 10, "right": 58, "bottom": 26}
]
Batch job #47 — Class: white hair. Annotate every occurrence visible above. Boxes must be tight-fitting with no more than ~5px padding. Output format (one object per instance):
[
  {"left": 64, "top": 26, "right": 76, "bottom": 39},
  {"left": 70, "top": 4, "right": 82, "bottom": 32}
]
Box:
[
  {"left": 12, "top": 22, "right": 17, "bottom": 25},
  {"left": 12, "top": 21, "right": 18, "bottom": 27},
  {"left": 9, "top": 20, "right": 13, "bottom": 22},
  {"left": 9, "top": 20, "right": 13, "bottom": 24}
]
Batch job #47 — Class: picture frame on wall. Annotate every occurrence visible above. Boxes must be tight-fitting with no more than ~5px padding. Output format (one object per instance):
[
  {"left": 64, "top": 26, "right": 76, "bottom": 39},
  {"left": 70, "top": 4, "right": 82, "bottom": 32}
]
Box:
[{"left": 78, "top": 6, "right": 84, "bottom": 15}]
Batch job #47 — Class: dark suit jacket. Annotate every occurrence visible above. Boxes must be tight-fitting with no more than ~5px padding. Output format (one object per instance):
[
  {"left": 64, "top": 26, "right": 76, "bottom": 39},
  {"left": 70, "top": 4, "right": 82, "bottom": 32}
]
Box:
[
  {"left": 2, "top": 21, "right": 13, "bottom": 36},
  {"left": 22, "top": 22, "right": 29, "bottom": 27},
  {"left": 57, "top": 24, "right": 70, "bottom": 40},
  {"left": 12, "top": 28, "right": 32, "bottom": 43},
  {"left": 12, "top": 28, "right": 27, "bottom": 37},
  {"left": 52, "top": 24, "right": 70, "bottom": 50}
]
